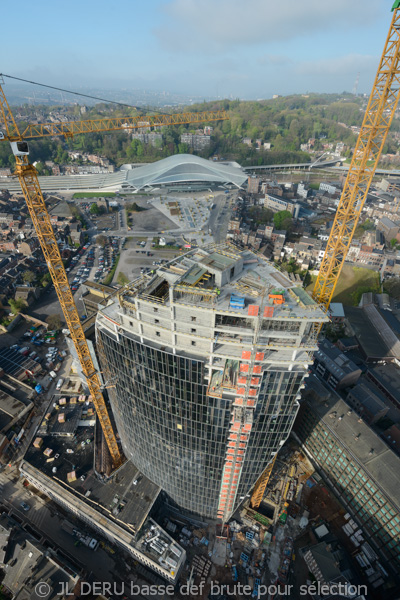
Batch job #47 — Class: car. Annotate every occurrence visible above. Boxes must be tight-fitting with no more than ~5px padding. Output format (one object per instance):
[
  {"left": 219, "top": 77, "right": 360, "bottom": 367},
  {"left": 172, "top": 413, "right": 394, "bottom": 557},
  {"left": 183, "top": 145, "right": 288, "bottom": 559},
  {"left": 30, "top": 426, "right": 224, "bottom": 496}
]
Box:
[
  {"left": 20, "top": 502, "right": 30, "bottom": 511},
  {"left": 54, "top": 453, "right": 60, "bottom": 459},
  {"left": 56, "top": 378, "right": 63, "bottom": 391},
  {"left": 80, "top": 474, "right": 86, "bottom": 481},
  {"left": 10, "top": 344, "right": 20, "bottom": 350},
  {"left": 71, "top": 286, "right": 78, "bottom": 291},
  {"left": 66, "top": 449, "right": 74, "bottom": 454}
]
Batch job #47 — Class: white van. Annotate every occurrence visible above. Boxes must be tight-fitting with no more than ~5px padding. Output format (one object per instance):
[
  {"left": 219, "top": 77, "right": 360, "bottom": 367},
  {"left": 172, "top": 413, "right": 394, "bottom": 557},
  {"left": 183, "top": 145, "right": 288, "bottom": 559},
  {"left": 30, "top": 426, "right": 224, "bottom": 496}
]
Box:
[{"left": 56, "top": 378, "right": 64, "bottom": 391}]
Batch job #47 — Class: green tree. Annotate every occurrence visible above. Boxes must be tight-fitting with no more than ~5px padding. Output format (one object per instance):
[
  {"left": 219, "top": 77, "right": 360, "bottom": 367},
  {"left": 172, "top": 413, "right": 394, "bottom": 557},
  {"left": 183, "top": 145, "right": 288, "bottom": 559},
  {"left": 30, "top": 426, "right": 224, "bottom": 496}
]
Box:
[
  {"left": 9, "top": 298, "right": 26, "bottom": 315},
  {"left": 248, "top": 207, "right": 273, "bottom": 225},
  {"left": 178, "top": 142, "right": 189, "bottom": 154},
  {"left": 273, "top": 210, "right": 293, "bottom": 230},
  {"left": 390, "top": 238, "right": 397, "bottom": 248},
  {"left": 363, "top": 219, "right": 375, "bottom": 231},
  {"left": 90, "top": 203, "right": 100, "bottom": 215},
  {"left": 96, "top": 234, "right": 107, "bottom": 247},
  {"left": 136, "top": 142, "right": 144, "bottom": 157},
  {"left": 46, "top": 314, "right": 63, "bottom": 330},
  {"left": 22, "top": 270, "right": 35, "bottom": 284},
  {"left": 40, "top": 273, "right": 52, "bottom": 287}
]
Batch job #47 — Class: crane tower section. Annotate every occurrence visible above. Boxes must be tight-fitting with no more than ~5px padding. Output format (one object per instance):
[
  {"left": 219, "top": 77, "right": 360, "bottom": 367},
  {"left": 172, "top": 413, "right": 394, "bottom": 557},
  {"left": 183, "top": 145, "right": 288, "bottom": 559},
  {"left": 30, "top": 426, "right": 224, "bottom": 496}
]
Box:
[{"left": 312, "top": 6, "right": 400, "bottom": 309}]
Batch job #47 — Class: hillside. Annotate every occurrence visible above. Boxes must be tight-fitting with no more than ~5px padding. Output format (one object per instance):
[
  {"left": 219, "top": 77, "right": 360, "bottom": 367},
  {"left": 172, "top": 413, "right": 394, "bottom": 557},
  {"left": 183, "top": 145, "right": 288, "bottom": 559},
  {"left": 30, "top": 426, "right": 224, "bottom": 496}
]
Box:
[{"left": 2, "top": 93, "right": 399, "bottom": 170}]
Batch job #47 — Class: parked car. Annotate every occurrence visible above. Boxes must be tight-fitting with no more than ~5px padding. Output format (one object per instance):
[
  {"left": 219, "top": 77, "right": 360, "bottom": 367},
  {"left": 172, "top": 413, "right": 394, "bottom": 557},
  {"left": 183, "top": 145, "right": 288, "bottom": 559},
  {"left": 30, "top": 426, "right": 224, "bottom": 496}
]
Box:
[{"left": 20, "top": 502, "right": 30, "bottom": 511}]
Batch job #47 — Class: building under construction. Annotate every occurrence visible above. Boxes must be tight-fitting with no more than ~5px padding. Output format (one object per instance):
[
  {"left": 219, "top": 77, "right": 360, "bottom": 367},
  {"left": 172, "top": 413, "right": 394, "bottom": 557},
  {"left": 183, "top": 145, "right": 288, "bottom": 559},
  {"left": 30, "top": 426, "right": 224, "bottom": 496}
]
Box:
[{"left": 96, "top": 244, "right": 328, "bottom": 522}]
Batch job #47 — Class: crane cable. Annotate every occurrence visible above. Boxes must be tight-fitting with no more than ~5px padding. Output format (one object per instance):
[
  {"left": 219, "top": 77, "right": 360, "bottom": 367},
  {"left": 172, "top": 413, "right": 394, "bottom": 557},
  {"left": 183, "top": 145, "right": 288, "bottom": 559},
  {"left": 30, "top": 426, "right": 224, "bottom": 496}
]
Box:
[{"left": 0, "top": 72, "right": 173, "bottom": 116}]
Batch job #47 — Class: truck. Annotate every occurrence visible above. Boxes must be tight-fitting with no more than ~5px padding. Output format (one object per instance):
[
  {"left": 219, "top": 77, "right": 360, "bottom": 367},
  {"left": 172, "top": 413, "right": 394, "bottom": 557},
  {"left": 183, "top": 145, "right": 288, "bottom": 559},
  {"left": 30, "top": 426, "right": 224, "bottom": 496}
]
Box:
[{"left": 61, "top": 520, "right": 99, "bottom": 550}]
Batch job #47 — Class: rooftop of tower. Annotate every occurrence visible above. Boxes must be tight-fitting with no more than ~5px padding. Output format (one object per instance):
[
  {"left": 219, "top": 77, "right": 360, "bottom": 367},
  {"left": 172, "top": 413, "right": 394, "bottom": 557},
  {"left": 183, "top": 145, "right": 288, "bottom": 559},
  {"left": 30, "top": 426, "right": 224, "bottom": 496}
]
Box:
[{"left": 115, "top": 242, "right": 327, "bottom": 321}]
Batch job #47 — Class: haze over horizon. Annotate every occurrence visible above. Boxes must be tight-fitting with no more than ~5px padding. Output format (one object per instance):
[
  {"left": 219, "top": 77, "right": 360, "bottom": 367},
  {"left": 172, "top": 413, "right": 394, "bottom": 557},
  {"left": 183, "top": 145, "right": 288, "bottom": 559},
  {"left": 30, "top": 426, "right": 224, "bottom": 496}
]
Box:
[{"left": 1, "top": 0, "right": 392, "bottom": 102}]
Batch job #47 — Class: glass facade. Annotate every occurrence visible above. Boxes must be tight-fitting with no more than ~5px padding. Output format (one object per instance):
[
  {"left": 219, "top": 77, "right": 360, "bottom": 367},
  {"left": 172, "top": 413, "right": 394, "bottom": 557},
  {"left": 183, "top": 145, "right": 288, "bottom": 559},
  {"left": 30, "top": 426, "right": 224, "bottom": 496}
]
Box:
[
  {"left": 238, "top": 370, "right": 303, "bottom": 498},
  {"left": 295, "top": 402, "right": 400, "bottom": 574},
  {"left": 99, "top": 330, "right": 229, "bottom": 517},
  {"left": 95, "top": 244, "right": 328, "bottom": 520},
  {"left": 98, "top": 327, "right": 304, "bottom": 518}
]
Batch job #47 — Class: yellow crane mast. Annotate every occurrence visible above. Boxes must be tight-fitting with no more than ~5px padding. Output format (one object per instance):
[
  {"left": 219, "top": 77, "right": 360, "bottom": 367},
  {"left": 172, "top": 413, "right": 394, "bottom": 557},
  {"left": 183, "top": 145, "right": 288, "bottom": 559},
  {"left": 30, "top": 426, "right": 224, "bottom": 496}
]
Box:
[
  {"left": 250, "top": 2, "right": 400, "bottom": 509},
  {"left": 0, "top": 84, "right": 228, "bottom": 469},
  {"left": 312, "top": 2, "right": 400, "bottom": 309}
]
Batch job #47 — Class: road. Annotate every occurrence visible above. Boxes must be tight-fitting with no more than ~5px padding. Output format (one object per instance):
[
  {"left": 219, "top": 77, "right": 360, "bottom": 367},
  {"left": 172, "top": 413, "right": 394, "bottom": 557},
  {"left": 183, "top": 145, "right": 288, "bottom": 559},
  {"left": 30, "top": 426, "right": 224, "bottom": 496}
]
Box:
[
  {"left": 29, "top": 191, "right": 234, "bottom": 321},
  {"left": 0, "top": 468, "right": 118, "bottom": 581},
  {"left": 0, "top": 466, "right": 177, "bottom": 599},
  {"left": 208, "top": 193, "right": 231, "bottom": 243},
  {"left": 29, "top": 242, "right": 102, "bottom": 324}
]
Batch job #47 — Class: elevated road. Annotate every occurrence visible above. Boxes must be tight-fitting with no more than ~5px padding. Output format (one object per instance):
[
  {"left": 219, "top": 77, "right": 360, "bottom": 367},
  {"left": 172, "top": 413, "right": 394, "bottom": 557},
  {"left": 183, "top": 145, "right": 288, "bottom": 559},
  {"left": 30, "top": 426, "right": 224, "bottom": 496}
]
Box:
[{"left": 243, "top": 158, "right": 343, "bottom": 172}]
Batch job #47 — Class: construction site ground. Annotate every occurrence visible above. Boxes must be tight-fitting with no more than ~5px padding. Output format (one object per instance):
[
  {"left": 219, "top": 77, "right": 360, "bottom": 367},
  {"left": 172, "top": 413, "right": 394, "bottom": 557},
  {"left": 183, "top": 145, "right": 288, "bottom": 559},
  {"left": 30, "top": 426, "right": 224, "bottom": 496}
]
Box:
[{"left": 169, "top": 438, "right": 381, "bottom": 599}]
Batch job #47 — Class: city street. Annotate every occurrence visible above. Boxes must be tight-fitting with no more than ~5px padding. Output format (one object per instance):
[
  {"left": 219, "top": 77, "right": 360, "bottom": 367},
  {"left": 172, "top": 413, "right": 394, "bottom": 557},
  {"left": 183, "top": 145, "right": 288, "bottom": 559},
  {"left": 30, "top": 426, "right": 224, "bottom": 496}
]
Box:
[
  {"left": 0, "top": 466, "right": 176, "bottom": 599},
  {"left": 0, "top": 468, "right": 118, "bottom": 581}
]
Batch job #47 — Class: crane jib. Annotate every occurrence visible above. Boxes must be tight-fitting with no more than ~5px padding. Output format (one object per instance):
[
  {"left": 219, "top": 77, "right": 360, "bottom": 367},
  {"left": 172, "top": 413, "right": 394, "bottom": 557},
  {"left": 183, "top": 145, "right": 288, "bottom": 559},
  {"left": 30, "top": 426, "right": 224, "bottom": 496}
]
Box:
[{"left": 0, "top": 84, "right": 228, "bottom": 472}]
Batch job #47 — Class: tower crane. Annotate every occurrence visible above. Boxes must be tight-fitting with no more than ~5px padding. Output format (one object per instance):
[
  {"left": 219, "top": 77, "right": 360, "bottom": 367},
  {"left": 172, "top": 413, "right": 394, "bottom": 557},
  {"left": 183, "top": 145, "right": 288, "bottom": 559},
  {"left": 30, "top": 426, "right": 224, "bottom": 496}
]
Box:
[
  {"left": 250, "top": 1, "right": 400, "bottom": 509},
  {"left": 0, "top": 80, "right": 228, "bottom": 469},
  {"left": 313, "top": 1, "right": 400, "bottom": 310}
]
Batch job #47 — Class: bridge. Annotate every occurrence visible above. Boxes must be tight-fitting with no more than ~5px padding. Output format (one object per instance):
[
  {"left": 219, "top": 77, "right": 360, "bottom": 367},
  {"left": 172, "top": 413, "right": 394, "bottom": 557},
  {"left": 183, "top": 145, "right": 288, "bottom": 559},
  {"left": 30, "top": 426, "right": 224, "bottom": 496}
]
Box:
[{"left": 243, "top": 158, "right": 343, "bottom": 173}]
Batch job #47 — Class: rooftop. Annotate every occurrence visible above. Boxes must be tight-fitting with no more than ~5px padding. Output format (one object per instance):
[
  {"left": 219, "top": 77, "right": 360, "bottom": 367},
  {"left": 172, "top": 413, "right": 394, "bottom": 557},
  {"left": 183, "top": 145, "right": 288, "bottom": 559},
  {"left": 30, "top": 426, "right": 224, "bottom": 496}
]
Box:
[
  {"left": 367, "top": 363, "right": 400, "bottom": 405},
  {"left": 344, "top": 306, "right": 390, "bottom": 359},
  {"left": 379, "top": 215, "right": 399, "bottom": 228},
  {"left": 314, "top": 339, "right": 361, "bottom": 379},
  {"left": 329, "top": 302, "right": 345, "bottom": 318},
  {"left": 347, "top": 382, "right": 388, "bottom": 415},
  {"left": 0, "top": 347, "right": 41, "bottom": 379},
  {"left": 115, "top": 243, "right": 328, "bottom": 322},
  {"left": 0, "top": 390, "right": 30, "bottom": 419},
  {"left": 121, "top": 153, "right": 248, "bottom": 191},
  {"left": 306, "top": 394, "right": 400, "bottom": 511},
  {"left": 0, "top": 514, "right": 78, "bottom": 600},
  {"left": 24, "top": 394, "right": 160, "bottom": 533},
  {"left": 304, "top": 541, "right": 342, "bottom": 582}
]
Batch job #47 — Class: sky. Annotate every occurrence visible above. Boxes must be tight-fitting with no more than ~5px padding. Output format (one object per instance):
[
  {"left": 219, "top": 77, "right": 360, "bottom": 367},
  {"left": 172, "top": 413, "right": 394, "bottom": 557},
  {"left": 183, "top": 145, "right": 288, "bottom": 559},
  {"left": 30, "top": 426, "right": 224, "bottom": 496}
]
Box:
[{"left": 0, "top": 0, "right": 395, "bottom": 101}]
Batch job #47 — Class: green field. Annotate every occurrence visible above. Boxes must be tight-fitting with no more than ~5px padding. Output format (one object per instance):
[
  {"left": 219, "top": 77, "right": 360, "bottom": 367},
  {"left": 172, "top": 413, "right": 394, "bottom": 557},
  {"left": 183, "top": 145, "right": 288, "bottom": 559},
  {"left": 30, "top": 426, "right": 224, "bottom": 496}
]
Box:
[
  {"left": 73, "top": 192, "right": 116, "bottom": 199},
  {"left": 307, "top": 264, "right": 380, "bottom": 306}
]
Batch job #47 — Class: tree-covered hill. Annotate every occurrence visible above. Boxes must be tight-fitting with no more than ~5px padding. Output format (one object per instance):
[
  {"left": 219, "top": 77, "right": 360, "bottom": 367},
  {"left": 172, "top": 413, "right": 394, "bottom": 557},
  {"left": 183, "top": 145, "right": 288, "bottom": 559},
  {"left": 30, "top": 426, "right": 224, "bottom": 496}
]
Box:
[{"left": 1, "top": 93, "right": 399, "bottom": 170}]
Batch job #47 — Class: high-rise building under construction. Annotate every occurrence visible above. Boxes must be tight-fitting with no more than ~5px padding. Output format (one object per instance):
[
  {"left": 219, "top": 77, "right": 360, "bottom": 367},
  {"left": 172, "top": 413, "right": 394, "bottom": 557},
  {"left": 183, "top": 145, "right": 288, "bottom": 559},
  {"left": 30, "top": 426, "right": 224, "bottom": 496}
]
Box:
[{"left": 96, "top": 244, "right": 327, "bottom": 521}]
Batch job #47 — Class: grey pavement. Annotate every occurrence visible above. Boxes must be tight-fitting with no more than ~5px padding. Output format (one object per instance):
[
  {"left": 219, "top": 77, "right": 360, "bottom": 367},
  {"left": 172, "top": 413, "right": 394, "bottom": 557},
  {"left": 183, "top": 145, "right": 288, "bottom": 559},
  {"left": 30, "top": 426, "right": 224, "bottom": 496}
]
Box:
[{"left": 0, "top": 471, "right": 117, "bottom": 582}]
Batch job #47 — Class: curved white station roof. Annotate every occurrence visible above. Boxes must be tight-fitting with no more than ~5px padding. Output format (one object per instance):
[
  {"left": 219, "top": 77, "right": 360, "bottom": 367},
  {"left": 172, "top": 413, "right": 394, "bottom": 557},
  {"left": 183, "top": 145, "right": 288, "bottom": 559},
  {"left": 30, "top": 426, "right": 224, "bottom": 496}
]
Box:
[{"left": 121, "top": 154, "right": 247, "bottom": 191}]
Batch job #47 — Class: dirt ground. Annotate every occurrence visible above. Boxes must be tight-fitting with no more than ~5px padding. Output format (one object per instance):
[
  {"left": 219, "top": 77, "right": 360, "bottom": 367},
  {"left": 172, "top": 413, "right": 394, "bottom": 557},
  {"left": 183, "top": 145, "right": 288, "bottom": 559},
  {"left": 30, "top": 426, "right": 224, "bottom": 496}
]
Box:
[{"left": 125, "top": 199, "right": 176, "bottom": 232}]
